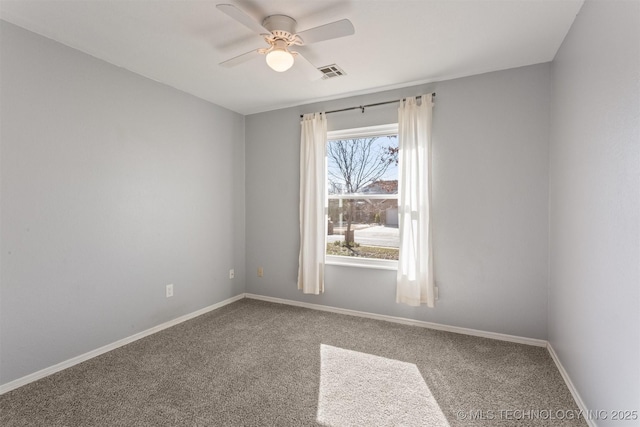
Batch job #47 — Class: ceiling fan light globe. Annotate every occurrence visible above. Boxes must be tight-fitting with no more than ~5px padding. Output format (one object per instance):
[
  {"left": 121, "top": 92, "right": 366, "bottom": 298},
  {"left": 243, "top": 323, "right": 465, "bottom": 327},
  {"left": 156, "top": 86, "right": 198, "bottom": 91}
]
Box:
[{"left": 266, "top": 49, "right": 294, "bottom": 72}]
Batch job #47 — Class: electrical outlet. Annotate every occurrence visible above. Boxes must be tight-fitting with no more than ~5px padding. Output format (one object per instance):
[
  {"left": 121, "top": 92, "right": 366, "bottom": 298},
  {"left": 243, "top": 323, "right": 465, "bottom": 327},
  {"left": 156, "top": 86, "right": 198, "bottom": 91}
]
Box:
[
  {"left": 257, "top": 267, "right": 263, "bottom": 277},
  {"left": 229, "top": 269, "right": 235, "bottom": 279},
  {"left": 166, "top": 284, "right": 174, "bottom": 298}
]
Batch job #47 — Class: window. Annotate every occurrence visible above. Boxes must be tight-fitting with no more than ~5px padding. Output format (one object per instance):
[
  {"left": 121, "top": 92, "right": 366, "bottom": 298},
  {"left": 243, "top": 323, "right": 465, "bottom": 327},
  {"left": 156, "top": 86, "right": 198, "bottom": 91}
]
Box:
[{"left": 326, "top": 124, "right": 399, "bottom": 269}]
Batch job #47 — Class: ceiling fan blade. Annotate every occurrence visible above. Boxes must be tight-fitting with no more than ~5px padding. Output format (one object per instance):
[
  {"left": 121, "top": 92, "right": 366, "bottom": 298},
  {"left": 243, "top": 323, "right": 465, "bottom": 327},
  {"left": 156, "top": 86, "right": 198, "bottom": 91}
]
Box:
[
  {"left": 217, "top": 4, "right": 270, "bottom": 35},
  {"left": 297, "top": 19, "right": 355, "bottom": 45},
  {"left": 219, "top": 49, "right": 261, "bottom": 68},
  {"left": 292, "top": 50, "right": 324, "bottom": 81}
]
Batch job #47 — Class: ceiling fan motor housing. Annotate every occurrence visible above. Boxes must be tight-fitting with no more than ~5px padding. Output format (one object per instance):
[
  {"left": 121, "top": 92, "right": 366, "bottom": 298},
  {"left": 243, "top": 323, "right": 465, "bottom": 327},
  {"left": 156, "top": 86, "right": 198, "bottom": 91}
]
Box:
[{"left": 262, "top": 15, "right": 297, "bottom": 36}]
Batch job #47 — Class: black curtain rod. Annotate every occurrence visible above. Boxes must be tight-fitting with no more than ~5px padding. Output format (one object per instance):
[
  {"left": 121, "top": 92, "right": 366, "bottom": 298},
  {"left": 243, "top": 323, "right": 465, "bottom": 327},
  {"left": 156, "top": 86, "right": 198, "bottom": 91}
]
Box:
[{"left": 300, "top": 92, "right": 435, "bottom": 118}]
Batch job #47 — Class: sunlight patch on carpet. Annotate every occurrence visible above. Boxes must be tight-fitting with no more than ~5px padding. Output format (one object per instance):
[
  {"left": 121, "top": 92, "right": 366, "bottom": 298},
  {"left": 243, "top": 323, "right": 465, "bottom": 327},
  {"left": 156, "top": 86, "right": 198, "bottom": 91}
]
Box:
[{"left": 317, "top": 344, "right": 450, "bottom": 427}]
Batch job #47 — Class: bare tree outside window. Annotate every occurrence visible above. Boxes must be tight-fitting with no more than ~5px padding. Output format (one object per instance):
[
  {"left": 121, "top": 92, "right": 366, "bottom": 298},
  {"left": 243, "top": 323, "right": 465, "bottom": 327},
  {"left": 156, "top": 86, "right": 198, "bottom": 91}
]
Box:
[{"left": 327, "top": 135, "right": 398, "bottom": 259}]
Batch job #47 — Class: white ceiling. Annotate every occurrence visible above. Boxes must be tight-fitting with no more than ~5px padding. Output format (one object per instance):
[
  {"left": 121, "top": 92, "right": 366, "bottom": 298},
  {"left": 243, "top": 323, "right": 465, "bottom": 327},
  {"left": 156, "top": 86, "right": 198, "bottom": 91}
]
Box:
[{"left": 0, "top": 0, "right": 583, "bottom": 115}]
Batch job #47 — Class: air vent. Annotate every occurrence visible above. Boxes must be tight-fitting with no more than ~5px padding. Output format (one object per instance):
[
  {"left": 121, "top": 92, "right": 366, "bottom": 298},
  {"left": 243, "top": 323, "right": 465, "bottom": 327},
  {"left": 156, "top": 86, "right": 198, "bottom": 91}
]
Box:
[{"left": 318, "top": 64, "right": 346, "bottom": 79}]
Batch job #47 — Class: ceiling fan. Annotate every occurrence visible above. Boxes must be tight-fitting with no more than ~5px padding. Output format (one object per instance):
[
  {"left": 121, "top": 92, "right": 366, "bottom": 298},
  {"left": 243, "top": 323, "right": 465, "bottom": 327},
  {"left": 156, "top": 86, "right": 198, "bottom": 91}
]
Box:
[{"left": 216, "top": 4, "right": 355, "bottom": 78}]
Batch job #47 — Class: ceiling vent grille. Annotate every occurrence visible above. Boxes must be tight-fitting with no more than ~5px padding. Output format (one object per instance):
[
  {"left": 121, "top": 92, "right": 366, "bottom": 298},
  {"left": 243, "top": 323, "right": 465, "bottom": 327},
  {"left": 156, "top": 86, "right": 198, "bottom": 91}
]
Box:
[{"left": 318, "top": 64, "right": 346, "bottom": 79}]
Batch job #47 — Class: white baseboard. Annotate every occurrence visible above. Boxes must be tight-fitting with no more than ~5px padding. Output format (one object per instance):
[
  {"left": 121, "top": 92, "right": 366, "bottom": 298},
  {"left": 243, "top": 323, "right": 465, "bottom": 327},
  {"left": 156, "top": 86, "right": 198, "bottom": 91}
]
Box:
[
  {"left": 0, "top": 293, "right": 244, "bottom": 395},
  {"left": 244, "top": 293, "right": 548, "bottom": 347},
  {"left": 547, "top": 343, "right": 595, "bottom": 427}
]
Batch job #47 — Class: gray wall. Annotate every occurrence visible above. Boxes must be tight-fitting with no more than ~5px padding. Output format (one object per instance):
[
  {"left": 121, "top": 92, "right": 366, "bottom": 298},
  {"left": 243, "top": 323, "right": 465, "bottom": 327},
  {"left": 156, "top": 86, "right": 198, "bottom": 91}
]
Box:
[
  {"left": 246, "top": 64, "right": 551, "bottom": 340},
  {"left": 0, "top": 21, "right": 246, "bottom": 384},
  {"left": 549, "top": 0, "right": 640, "bottom": 420}
]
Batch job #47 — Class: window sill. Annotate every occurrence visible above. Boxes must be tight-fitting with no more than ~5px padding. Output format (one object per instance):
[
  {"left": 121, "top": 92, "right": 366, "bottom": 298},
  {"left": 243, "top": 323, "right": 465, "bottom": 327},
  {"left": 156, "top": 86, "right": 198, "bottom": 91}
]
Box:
[{"left": 325, "top": 255, "right": 398, "bottom": 271}]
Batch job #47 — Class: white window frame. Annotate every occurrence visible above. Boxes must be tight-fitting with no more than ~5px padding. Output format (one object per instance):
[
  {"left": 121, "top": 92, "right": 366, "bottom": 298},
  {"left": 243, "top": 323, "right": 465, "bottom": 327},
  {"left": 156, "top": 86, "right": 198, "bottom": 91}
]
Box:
[{"left": 325, "top": 123, "right": 399, "bottom": 270}]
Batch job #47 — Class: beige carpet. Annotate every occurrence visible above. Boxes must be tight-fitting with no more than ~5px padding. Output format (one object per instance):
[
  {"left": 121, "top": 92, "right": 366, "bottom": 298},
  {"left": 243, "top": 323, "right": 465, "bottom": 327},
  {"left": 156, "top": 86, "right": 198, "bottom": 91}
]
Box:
[
  {"left": 317, "top": 344, "right": 449, "bottom": 426},
  {"left": 0, "top": 298, "right": 586, "bottom": 426}
]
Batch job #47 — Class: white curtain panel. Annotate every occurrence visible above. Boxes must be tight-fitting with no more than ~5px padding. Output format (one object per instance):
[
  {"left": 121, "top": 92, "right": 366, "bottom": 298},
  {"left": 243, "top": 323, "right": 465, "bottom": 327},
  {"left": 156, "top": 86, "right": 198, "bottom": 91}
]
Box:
[
  {"left": 298, "top": 112, "right": 327, "bottom": 294},
  {"left": 397, "top": 95, "right": 435, "bottom": 307}
]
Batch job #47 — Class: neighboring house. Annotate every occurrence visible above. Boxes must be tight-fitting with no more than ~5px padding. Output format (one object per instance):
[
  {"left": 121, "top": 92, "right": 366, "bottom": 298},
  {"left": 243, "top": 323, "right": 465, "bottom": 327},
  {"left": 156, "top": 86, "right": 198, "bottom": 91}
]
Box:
[
  {"left": 361, "top": 180, "right": 397, "bottom": 194},
  {"left": 362, "top": 180, "right": 398, "bottom": 226}
]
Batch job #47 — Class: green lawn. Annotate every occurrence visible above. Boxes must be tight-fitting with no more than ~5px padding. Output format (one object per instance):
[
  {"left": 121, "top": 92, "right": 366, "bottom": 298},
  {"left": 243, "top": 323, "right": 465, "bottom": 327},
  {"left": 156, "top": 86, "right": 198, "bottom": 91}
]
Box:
[{"left": 326, "top": 243, "right": 399, "bottom": 260}]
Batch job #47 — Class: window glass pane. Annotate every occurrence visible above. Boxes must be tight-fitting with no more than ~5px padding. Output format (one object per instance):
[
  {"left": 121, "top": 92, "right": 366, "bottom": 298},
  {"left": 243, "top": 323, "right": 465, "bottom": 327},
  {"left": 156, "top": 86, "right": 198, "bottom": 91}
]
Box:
[
  {"left": 326, "top": 132, "right": 399, "bottom": 261},
  {"left": 327, "top": 198, "right": 399, "bottom": 260},
  {"left": 327, "top": 135, "right": 398, "bottom": 196}
]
